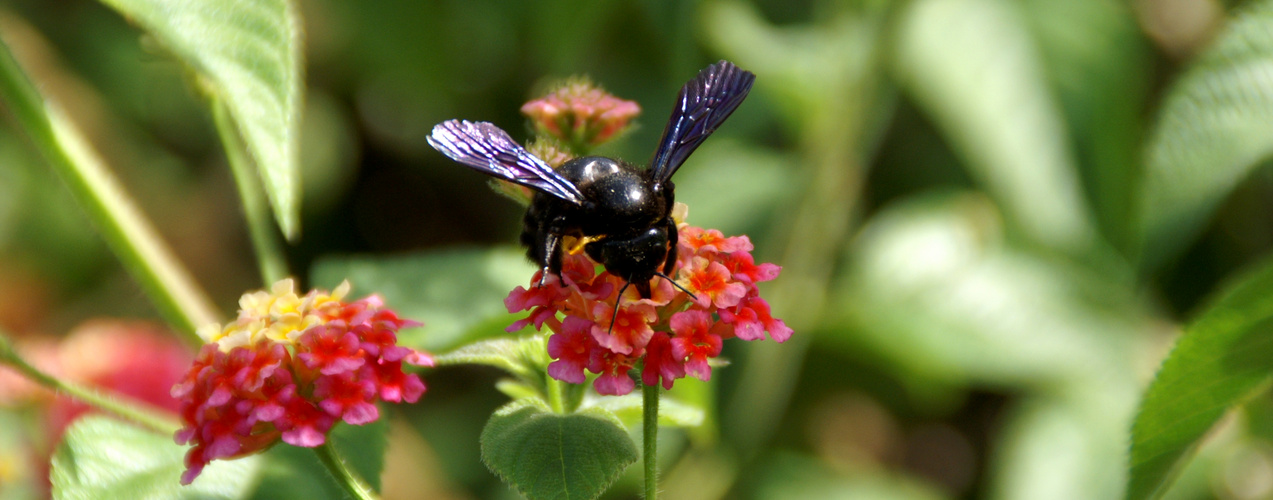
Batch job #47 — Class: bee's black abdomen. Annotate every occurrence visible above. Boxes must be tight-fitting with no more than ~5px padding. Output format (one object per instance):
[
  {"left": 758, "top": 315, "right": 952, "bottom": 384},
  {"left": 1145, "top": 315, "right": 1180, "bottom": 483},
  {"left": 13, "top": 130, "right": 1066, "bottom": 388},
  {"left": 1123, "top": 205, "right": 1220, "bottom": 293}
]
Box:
[{"left": 516, "top": 156, "right": 671, "bottom": 290}]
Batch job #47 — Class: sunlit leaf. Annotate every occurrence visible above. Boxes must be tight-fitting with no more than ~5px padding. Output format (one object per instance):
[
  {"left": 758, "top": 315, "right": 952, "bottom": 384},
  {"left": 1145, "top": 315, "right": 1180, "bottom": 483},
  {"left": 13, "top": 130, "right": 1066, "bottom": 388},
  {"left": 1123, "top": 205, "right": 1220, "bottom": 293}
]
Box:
[
  {"left": 1139, "top": 0, "right": 1273, "bottom": 269},
  {"left": 1019, "top": 0, "right": 1150, "bottom": 251},
  {"left": 833, "top": 192, "right": 1137, "bottom": 386},
  {"left": 1127, "top": 254, "right": 1273, "bottom": 500},
  {"left": 833, "top": 191, "right": 1146, "bottom": 496},
  {"left": 992, "top": 395, "right": 1134, "bottom": 500},
  {"left": 481, "top": 399, "right": 638, "bottom": 500},
  {"left": 311, "top": 246, "right": 535, "bottom": 352},
  {"left": 752, "top": 453, "right": 945, "bottom": 500},
  {"left": 51, "top": 416, "right": 261, "bottom": 500},
  {"left": 892, "top": 0, "right": 1095, "bottom": 252},
  {"left": 95, "top": 0, "right": 304, "bottom": 238}
]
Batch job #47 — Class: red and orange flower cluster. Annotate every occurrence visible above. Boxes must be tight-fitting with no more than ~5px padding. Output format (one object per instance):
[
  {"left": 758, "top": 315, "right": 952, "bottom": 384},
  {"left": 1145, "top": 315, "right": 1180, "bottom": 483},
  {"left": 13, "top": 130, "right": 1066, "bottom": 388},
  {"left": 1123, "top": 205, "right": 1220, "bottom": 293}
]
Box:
[
  {"left": 504, "top": 210, "right": 790, "bottom": 395},
  {"left": 172, "top": 279, "right": 430, "bottom": 484}
]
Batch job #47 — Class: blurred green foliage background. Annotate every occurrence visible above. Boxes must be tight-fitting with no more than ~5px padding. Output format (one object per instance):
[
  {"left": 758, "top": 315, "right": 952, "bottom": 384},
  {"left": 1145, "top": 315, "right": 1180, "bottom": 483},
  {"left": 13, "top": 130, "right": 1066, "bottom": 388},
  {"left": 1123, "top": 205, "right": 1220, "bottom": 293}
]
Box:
[{"left": 4, "top": 0, "right": 1273, "bottom": 498}]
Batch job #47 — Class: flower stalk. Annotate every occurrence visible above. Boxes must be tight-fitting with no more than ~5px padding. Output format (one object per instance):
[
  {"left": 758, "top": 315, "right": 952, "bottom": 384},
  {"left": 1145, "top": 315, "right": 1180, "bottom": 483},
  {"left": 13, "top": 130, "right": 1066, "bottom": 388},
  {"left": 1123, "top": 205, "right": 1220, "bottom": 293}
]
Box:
[
  {"left": 316, "top": 441, "right": 380, "bottom": 500},
  {"left": 643, "top": 381, "right": 660, "bottom": 500},
  {"left": 213, "top": 98, "right": 289, "bottom": 285},
  {"left": 545, "top": 375, "right": 566, "bottom": 414},
  {"left": 0, "top": 333, "right": 179, "bottom": 435},
  {"left": 0, "top": 37, "right": 215, "bottom": 344}
]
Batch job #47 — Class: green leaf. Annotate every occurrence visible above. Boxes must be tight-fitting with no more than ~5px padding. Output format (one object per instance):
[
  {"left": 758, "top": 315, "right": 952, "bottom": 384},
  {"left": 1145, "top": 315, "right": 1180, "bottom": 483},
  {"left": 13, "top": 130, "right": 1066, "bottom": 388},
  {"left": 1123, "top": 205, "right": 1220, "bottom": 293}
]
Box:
[
  {"left": 892, "top": 0, "right": 1095, "bottom": 253},
  {"left": 311, "top": 246, "right": 536, "bottom": 352},
  {"left": 439, "top": 336, "right": 559, "bottom": 402},
  {"left": 436, "top": 337, "right": 533, "bottom": 375},
  {"left": 1127, "top": 255, "right": 1273, "bottom": 500},
  {"left": 1139, "top": 0, "right": 1273, "bottom": 269},
  {"left": 51, "top": 415, "right": 261, "bottom": 500},
  {"left": 666, "top": 376, "right": 718, "bottom": 445},
  {"left": 496, "top": 379, "right": 545, "bottom": 401},
  {"left": 481, "top": 399, "right": 638, "bottom": 500},
  {"left": 95, "top": 0, "right": 304, "bottom": 238},
  {"left": 437, "top": 335, "right": 552, "bottom": 381},
  {"left": 587, "top": 393, "right": 705, "bottom": 429}
]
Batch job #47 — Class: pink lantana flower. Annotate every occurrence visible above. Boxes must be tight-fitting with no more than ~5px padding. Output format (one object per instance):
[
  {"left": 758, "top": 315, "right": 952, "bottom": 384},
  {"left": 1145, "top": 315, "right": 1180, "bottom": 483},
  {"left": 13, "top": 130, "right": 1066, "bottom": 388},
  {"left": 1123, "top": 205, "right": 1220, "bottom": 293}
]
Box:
[
  {"left": 173, "top": 279, "right": 431, "bottom": 485},
  {"left": 680, "top": 257, "right": 748, "bottom": 309},
  {"left": 669, "top": 310, "right": 725, "bottom": 381},
  {"left": 504, "top": 206, "right": 788, "bottom": 396},
  {"left": 546, "top": 317, "right": 597, "bottom": 384},
  {"left": 520, "top": 77, "right": 641, "bottom": 151}
]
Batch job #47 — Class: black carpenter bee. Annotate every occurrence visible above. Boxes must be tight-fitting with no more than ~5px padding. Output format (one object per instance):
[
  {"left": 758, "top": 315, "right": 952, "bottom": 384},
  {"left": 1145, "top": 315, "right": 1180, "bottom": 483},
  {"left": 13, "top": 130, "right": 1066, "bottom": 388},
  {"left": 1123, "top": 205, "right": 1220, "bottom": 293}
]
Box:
[{"left": 427, "top": 60, "right": 755, "bottom": 301}]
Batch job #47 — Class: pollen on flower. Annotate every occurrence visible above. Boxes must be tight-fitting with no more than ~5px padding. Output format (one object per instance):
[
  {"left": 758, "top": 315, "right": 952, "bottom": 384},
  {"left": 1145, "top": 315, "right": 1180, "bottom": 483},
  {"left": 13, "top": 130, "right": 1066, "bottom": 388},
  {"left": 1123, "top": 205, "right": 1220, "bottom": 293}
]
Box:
[
  {"left": 174, "top": 279, "right": 430, "bottom": 485},
  {"left": 504, "top": 216, "right": 787, "bottom": 396}
]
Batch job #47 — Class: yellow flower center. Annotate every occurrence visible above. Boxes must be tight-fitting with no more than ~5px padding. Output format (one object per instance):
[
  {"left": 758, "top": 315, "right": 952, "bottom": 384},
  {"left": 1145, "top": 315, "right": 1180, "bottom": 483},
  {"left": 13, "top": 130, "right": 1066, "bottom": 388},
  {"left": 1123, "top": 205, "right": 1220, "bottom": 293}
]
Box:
[{"left": 200, "top": 278, "right": 352, "bottom": 350}]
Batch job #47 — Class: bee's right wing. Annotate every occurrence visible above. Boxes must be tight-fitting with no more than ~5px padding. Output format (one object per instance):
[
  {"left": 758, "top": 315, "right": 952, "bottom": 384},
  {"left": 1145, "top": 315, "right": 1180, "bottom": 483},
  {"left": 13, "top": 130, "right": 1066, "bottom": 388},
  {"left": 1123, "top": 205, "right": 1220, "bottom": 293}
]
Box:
[
  {"left": 428, "top": 120, "right": 585, "bottom": 205},
  {"left": 648, "top": 61, "right": 755, "bottom": 190}
]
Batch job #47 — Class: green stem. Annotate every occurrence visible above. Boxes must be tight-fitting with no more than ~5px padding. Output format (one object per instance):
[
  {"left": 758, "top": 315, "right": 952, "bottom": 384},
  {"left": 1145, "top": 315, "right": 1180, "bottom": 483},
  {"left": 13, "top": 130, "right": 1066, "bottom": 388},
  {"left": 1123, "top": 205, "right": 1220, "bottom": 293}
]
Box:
[
  {"left": 643, "top": 381, "right": 659, "bottom": 500},
  {"left": 0, "top": 334, "right": 179, "bottom": 435},
  {"left": 0, "top": 37, "right": 215, "bottom": 345},
  {"left": 315, "top": 441, "right": 379, "bottom": 500},
  {"left": 545, "top": 375, "right": 565, "bottom": 413},
  {"left": 212, "top": 98, "right": 289, "bottom": 285}
]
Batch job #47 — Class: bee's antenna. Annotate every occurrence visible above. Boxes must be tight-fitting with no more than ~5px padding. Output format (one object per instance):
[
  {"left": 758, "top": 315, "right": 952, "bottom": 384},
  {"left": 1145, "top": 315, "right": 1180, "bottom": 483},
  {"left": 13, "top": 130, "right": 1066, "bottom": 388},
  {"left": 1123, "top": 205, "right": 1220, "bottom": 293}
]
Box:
[
  {"left": 607, "top": 275, "right": 695, "bottom": 336},
  {"left": 655, "top": 272, "right": 697, "bottom": 301}
]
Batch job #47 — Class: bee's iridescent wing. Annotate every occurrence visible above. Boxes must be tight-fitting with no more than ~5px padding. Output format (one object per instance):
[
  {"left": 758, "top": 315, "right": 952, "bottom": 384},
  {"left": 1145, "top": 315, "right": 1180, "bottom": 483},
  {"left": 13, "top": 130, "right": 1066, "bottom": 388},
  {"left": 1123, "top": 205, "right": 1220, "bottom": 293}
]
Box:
[
  {"left": 428, "top": 120, "right": 585, "bottom": 205},
  {"left": 649, "top": 61, "right": 755, "bottom": 188}
]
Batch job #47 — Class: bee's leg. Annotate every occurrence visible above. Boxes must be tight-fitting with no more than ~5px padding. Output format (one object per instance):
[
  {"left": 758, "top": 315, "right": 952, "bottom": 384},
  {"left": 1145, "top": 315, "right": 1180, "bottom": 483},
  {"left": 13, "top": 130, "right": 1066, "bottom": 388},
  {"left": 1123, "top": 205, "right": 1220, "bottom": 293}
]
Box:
[
  {"left": 656, "top": 217, "right": 698, "bottom": 301},
  {"left": 536, "top": 231, "right": 563, "bottom": 288},
  {"left": 607, "top": 281, "right": 633, "bottom": 334},
  {"left": 662, "top": 216, "right": 679, "bottom": 276},
  {"left": 535, "top": 214, "right": 570, "bottom": 289}
]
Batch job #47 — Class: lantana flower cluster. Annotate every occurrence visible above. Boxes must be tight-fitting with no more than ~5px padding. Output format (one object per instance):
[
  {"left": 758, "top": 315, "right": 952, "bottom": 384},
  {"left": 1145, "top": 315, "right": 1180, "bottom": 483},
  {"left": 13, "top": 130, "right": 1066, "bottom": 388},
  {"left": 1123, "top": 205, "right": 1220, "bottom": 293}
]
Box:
[
  {"left": 520, "top": 77, "right": 641, "bottom": 152},
  {"left": 505, "top": 210, "right": 791, "bottom": 396},
  {"left": 172, "top": 279, "right": 431, "bottom": 484}
]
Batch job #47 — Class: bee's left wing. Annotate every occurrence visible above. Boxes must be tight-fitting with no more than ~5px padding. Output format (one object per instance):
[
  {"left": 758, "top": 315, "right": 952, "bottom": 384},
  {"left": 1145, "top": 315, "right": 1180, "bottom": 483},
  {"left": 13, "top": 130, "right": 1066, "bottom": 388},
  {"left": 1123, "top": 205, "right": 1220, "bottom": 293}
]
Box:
[
  {"left": 649, "top": 60, "right": 755, "bottom": 189},
  {"left": 428, "top": 120, "right": 585, "bottom": 205}
]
